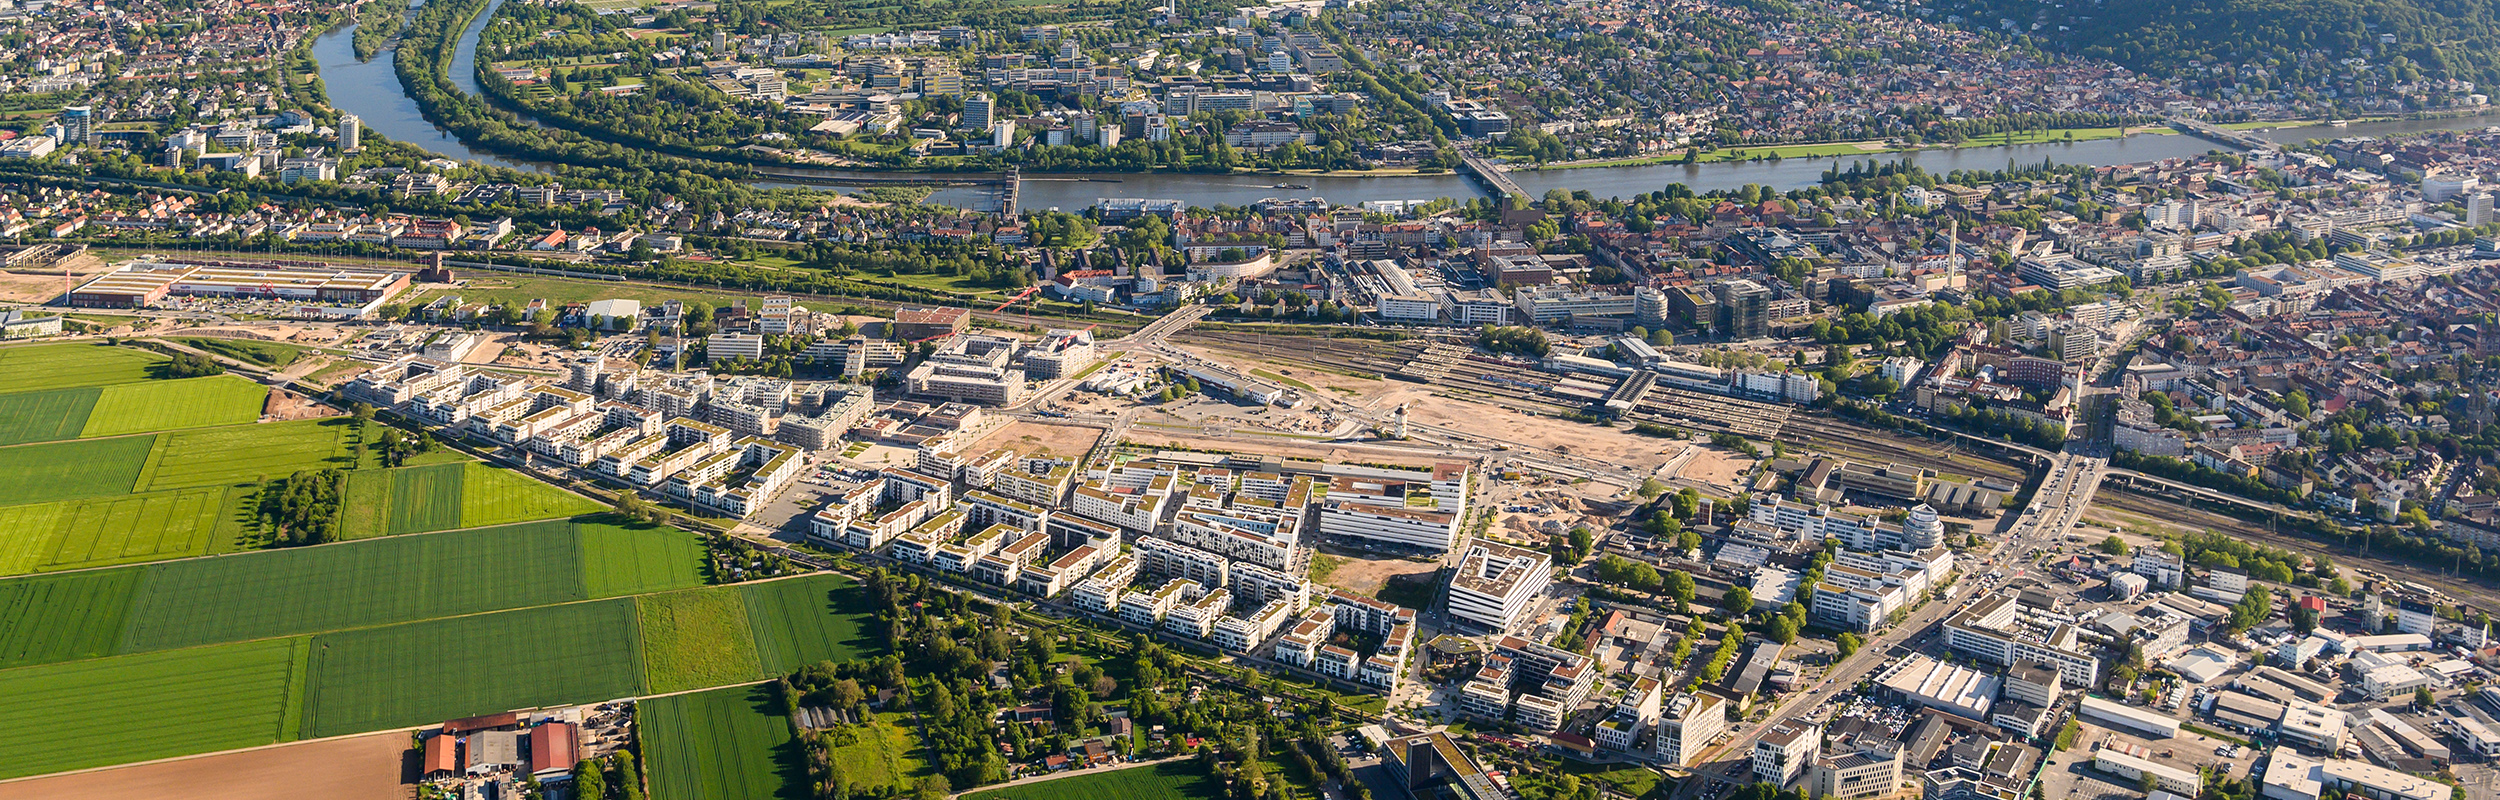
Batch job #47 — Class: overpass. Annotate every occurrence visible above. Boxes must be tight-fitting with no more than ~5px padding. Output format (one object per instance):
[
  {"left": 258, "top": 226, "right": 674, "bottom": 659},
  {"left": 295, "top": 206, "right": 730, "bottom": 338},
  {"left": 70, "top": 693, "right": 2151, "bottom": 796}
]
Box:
[
  {"left": 2168, "top": 117, "right": 2276, "bottom": 152},
  {"left": 1456, "top": 150, "right": 1529, "bottom": 204}
]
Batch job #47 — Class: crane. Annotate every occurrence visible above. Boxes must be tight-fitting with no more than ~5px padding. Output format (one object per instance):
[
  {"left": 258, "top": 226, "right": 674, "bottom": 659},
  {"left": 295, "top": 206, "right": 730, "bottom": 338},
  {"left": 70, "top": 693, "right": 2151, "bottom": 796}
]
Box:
[{"left": 991, "top": 285, "right": 1044, "bottom": 313}]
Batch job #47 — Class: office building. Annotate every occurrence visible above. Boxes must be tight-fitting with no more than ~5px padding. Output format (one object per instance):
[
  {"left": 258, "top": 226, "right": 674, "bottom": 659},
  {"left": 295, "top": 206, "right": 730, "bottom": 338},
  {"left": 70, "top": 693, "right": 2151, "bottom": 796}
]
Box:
[
  {"left": 1443, "top": 541, "right": 1550, "bottom": 632},
  {"left": 962, "top": 93, "right": 995, "bottom": 130},
  {"left": 1754, "top": 722, "right": 1821, "bottom": 787}
]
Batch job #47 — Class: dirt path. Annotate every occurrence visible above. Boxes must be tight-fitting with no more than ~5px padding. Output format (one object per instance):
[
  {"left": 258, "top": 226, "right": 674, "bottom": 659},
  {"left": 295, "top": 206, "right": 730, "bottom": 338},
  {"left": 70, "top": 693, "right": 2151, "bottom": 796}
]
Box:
[{"left": 955, "top": 754, "right": 1192, "bottom": 798}]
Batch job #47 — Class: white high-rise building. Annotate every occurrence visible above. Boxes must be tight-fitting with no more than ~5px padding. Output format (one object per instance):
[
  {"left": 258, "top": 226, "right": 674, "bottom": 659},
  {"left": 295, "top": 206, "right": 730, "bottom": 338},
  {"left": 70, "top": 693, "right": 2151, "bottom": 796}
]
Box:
[
  {"left": 2471, "top": 193, "right": 2494, "bottom": 227},
  {"left": 339, "top": 114, "right": 363, "bottom": 152}
]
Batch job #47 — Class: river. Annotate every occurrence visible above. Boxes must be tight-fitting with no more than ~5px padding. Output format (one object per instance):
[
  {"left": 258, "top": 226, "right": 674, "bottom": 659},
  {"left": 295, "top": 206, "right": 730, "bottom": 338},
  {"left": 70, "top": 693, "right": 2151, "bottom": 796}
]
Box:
[{"left": 313, "top": 10, "right": 2500, "bottom": 210}]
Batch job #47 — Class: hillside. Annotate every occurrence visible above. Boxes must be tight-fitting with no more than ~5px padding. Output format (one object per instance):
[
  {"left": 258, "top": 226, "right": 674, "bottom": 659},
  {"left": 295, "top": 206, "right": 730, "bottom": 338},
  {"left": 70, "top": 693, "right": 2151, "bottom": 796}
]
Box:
[{"left": 1920, "top": 0, "right": 2500, "bottom": 97}]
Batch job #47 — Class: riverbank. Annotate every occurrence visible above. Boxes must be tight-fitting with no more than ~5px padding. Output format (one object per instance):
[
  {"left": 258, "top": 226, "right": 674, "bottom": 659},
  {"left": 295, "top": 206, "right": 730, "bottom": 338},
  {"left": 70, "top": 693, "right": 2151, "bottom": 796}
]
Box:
[{"left": 1517, "top": 125, "right": 2177, "bottom": 172}]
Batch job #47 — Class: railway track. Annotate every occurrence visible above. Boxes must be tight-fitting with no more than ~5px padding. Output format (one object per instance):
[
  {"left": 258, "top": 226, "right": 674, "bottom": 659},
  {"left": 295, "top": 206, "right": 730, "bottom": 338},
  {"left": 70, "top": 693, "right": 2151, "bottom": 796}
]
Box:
[
  {"left": 1777, "top": 415, "right": 2029, "bottom": 483},
  {"left": 2095, "top": 484, "right": 2500, "bottom": 613}
]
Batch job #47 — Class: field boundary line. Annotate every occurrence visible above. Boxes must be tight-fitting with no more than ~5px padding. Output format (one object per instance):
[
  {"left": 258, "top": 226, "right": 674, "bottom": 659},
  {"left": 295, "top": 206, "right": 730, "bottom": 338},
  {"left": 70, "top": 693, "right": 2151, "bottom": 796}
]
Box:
[
  {"left": 0, "top": 557, "right": 853, "bottom": 677},
  {"left": 952, "top": 753, "right": 1195, "bottom": 798}
]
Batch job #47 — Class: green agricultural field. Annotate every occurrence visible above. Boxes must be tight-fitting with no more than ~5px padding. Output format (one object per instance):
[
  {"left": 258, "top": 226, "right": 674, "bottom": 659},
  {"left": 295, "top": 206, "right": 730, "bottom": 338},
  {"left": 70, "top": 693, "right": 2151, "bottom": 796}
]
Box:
[
  {"left": 16, "top": 485, "right": 251, "bottom": 573},
  {"left": 301, "top": 599, "right": 644, "bottom": 738},
  {"left": 138, "top": 418, "right": 355, "bottom": 491},
  {"left": 386, "top": 462, "right": 465, "bottom": 535},
  {"left": 963, "top": 760, "right": 1224, "bottom": 800},
  {"left": 0, "top": 343, "right": 168, "bottom": 391},
  {"left": 114, "top": 521, "right": 587, "bottom": 653},
  {"left": 739, "top": 574, "right": 881, "bottom": 674},
  {"left": 0, "top": 636, "right": 307, "bottom": 780},
  {"left": 637, "top": 587, "right": 764, "bottom": 694},
  {"left": 577, "top": 517, "right": 708, "bottom": 598},
  {"left": 825, "top": 711, "right": 935, "bottom": 794},
  {"left": 0, "top": 387, "right": 99, "bottom": 446},
  {"left": 337, "top": 468, "right": 395, "bottom": 540},
  {"left": 0, "top": 434, "right": 154, "bottom": 503},
  {"left": 461, "top": 463, "right": 602, "bottom": 528},
  {"left": 0, "top": 568, "right": 141, "bottom": 669},
  {"left": 642, "top": 685, "right": 808, "bottom": 800},
  {"left": 168, "top": 337, "right": 311, "bottom": 368},
  {"left": 0, "top": 502, "right": 69, "bottom": 576},
  {"left": 79, "top": 376, "right": 268, "bottom": 438}
]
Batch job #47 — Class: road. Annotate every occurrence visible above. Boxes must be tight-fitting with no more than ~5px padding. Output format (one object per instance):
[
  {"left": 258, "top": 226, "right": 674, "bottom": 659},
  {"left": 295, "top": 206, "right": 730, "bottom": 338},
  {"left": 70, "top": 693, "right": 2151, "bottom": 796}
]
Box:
[{"left": 1669, "top": 447, "right": 2103, "bottom": 799}]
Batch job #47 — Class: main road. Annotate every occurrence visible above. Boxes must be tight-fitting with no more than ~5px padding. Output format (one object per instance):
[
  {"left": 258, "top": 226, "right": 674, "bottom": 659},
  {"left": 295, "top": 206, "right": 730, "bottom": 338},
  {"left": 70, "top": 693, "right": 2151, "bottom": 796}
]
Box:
[{"left": 1668, "top": 447, "right": 2102, "bottom": 799}]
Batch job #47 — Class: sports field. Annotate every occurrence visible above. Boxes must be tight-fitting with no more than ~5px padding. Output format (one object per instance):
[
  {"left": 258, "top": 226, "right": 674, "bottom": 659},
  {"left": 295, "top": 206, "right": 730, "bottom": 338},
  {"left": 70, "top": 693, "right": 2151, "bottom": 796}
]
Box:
[
  {"left": 637, "top": 587, "right": 764, "bottom": 693},
  {"left": 739, "top": 573, "right": 882, "bottom": 674},
  {"left": 0, "top": 387, "right": 99, "bottom": 446},
  {"left": 962, "top": 760, "right": 1223, "bottom": 800},
  {"left": 0, "top": 569, "right": 140, "bottom": 669},
  {"left": 578, "top": 517, "right": 709, "bottom": 598},
  {"left": 114, "top": 521, "right": 589, "bottom": 653},
  {"left": 78, "top": 376, "right": 266, "bottom": 438},
  {"left": 0, "top": 343, "right": 168, "bottom": 391},
  {"left": 0, "top": 485, "right": 252, "bottom": 574},
  {"left": 137, "top": 418, "right": 356, "bottom": 491},
  {"left": 641, "top": 685, "right": 808, "bottom": 800},
  {"left": 0, "top": 637, "right": 308, "bottom": 780},
  {"left": 462, "top": 462, "right": 602, "bottom": 528},
  {"left": 0, "top": 435, "right": 153, "bottom": 503},
  {"left": 301, "top": 599, "right": 645, "bottom": 738}
]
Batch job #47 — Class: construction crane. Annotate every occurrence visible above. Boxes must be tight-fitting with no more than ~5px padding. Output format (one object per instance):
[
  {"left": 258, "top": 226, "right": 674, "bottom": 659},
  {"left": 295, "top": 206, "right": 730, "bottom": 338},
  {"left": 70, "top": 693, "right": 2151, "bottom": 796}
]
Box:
[{"left": 991, "top": 285, "right": 1043, "bottom": 313}]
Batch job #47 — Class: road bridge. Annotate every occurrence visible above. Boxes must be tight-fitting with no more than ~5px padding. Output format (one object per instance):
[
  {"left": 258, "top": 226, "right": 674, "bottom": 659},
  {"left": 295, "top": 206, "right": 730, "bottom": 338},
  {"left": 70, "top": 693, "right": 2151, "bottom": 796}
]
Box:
[
  {"left": 2168, "top": 117, "right": 2277, "bottom": 151},
  {"left": 1456, "top": 150, "right": 1528, "bottom": 204}
]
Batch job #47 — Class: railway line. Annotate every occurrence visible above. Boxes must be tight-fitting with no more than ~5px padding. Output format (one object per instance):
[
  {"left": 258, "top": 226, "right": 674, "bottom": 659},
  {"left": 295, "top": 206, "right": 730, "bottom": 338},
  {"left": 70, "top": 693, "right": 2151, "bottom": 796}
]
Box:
[
  {"left": 1777, "top": 415, "right": 2030, "bottom": 484},
  {"left": 2095, "top": 485, "right": 2500, "bottom": 613}
]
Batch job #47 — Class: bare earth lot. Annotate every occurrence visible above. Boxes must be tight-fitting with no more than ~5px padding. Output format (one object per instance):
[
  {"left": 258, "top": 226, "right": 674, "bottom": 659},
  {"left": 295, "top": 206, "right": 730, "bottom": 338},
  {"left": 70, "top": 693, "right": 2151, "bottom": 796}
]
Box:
[
  {"left": 1320, "top": 553, "right": 1439, "bottom": 595},
  {"left": 0, "top": 732, "right": 412, "bottom": 800},
  {"left": 976, "top": 420, "right": 1105, "bottom": 460}
]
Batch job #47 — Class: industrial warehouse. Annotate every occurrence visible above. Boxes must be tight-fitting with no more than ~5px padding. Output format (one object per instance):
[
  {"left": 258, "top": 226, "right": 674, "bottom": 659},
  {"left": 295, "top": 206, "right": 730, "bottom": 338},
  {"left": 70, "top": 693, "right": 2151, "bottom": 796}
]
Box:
[{"left": 65, "top": 259, "right": 412, "bottom": 316}]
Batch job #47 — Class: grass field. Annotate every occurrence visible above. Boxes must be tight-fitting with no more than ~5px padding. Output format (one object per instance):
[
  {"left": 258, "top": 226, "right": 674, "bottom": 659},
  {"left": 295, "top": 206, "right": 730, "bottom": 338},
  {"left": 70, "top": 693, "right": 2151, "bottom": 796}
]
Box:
[
  {"left": 139, "top": 418, "right": 355, "bottom": 491},
  {"left": 641, "top": 685, "right": 808, "bottom": 800},
  {"left": 79, "top": 376, "right": 267, "bottom": 438},
  {"left": 386, "top": 462, "right": 465, "bottom": 535},
  {"left": 637, "top": 587, "right": 764, "bottom": 694},
  {"left": 963, "top": 760, "right": 1223, "bottom": 800},
  {"left": 301, "top": 599, "right": 644, "bottom": 738},
  {"left": 0, "top": 343, "right": 168, "bottom": 391},
  {"left": 12, "top": 485, "right": 251, "bottom": 573},
  {"left": 114, "top": 521, "right": 588, "bottom": 653},
  {"left": 0, "top": 387, "right": 99, "bottom": 446},
  {"left": 461, "top": 462, "right": 602, "bottom": 528},
  {"left": 826, "top": 711, "right": 935, "bottom": 795},
  {"left": 168, "top": 337, "right": 312, "bottom": 368},
  {"left": 0, "top": 435, "right": 154, "bottom": 503},
  {"left": 0, "top": 636, "right": 307, "bottom": 780},
  {"left": 0, "top": 501, "right": 65, "bottom": 575},
  {"left": 0, "top": 569, "right": 141, "bottom": 669},
  {"left": 577, "top": 517, "right": 709, "bottom": 598},
  {"left": 337, "top": 468, "right": 395, "bottom": 540},
  {"left": 738, "top": 574, "right": 882, "bottom": 674}
]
